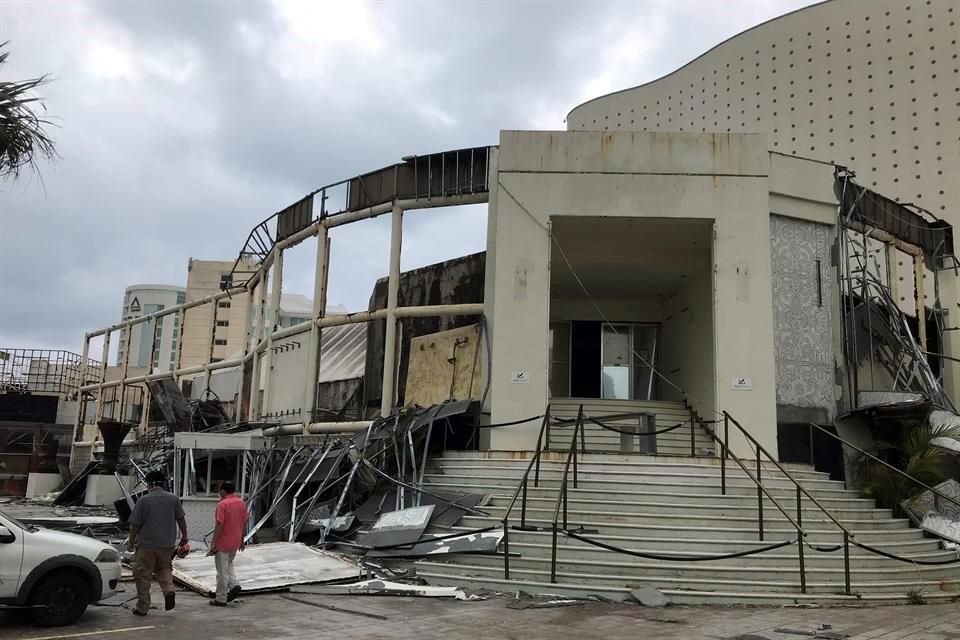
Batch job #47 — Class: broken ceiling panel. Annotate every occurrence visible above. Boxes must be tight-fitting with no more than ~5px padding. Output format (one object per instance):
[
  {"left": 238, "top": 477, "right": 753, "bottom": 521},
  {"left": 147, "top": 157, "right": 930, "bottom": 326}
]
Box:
[{"left": 173, "top": 543, "right": 359, "bottom": 596}]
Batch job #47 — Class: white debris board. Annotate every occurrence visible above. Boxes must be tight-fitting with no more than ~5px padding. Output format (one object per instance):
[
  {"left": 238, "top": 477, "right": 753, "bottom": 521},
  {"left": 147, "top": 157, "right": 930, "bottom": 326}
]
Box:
[{"left": 172, "top": 542, "right": 359, "bottom": 596}]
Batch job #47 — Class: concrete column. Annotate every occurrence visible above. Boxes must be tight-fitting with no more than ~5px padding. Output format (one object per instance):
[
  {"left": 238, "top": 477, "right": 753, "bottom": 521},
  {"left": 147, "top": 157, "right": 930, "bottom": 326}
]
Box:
[
  {"left": 261, "top": 253, "right": 284, "bottom": 417},
  {"left": 380, "top": 204, "right": 403, "bottom": 417},
  {"left": 236, "top": 276, "right": 258, "bottom": 421},
  {"left": 248, "top": 270, "right": 270, "bottom": 420},
  {"left": 73, "top": 336, "right": 90, "bottom": 444},
  {"left": 95, "top": 332, "right": 111, "bottom": 422},
  {"left": 302, "top": 226, "right": 329, "bottom": 425}
]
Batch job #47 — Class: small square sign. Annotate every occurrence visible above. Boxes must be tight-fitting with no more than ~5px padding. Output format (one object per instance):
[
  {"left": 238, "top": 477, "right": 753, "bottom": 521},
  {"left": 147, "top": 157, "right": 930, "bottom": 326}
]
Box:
[
  {"left": 732, "top": 376, "right": 753, "bottom": 391},
  {"left": 511, "top": 371, "right": 531, "bottom": 384}
]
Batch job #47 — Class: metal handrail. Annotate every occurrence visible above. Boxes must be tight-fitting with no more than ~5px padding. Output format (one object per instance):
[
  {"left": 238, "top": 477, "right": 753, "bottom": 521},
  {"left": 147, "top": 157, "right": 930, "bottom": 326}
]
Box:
[
  {"left": 549, "top": 405, "right": 583, "bottom": 583},
  {"left": 500, "top": 409, "right": 551, "bottom": 580},
  {"left": 724, "top": 412, "right": 854, "bottom": 539},
  {"left": 721, "top": 412, "right": 855, "bottom": 594},
  {"left": 808, "top": 422, "right": 960, "bottom": 513},
  {"left": 706, "top": 426, "right": 804, "bottom": 535}
]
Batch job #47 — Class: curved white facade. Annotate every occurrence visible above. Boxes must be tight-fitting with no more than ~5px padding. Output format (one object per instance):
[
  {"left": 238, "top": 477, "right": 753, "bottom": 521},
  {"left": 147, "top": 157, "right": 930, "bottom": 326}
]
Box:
[
  {"left": 568, "top": 0, "right": 958, "bottom": 219},
  {"left": 118, "top": 284, "right": 186, "bottom": 373}
]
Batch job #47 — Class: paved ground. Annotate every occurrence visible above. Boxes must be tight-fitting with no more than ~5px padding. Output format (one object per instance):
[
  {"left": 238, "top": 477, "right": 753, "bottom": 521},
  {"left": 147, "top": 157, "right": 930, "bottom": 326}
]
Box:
[{"left": 3, "top": 584, "right": 960, "bottom": 640}]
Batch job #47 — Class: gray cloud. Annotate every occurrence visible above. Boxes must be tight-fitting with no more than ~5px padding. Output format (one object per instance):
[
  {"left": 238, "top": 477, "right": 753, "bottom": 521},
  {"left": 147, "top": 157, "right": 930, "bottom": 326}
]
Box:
[{"left": 0, "top": 0, "right": 815, "bottom": 353}]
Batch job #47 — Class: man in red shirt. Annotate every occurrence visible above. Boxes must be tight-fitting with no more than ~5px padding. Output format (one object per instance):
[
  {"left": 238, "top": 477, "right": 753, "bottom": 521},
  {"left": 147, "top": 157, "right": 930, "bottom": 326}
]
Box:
[{"left": 209, "top": 481, "right": 248, "bottom": 606}]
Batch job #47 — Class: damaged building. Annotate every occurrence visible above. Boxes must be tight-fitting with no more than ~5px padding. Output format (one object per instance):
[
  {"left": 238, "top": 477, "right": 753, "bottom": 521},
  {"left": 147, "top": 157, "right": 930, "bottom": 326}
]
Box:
[{"left": 8, "top": 0, "right": 960, "bottom": 607}]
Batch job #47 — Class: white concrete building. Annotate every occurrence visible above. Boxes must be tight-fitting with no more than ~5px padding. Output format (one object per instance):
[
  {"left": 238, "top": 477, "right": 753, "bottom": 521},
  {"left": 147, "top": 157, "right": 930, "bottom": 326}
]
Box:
[{"left": 117, "top": 285, "right": 186, "bottom": 373}]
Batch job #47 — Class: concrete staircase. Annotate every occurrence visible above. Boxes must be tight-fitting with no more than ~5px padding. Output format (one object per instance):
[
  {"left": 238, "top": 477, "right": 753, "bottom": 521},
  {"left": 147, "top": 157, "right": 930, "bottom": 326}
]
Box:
[
  {"left": 415, "top": 450, "right": 960, "bottom": 605},
  {"left": 547, "top": 398, "right": 715, "bottom": 456}
]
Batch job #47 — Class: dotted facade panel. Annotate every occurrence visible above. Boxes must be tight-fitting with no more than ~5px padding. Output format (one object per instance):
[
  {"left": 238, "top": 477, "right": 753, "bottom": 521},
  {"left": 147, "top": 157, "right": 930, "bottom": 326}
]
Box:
[{"left": 567, "top": 0, "right": 959, "bottom": 218}]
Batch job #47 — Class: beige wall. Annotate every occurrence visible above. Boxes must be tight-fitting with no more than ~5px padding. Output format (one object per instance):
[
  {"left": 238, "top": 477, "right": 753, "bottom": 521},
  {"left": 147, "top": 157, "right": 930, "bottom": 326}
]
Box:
[
  {"left": 660, "top": 269, "right": 716, "bottom": 418},
  {"left": 567, "top": 0, "right": 958, "bottom": 222},
  {"left": 180, "top": 259, "right": 252, "bottom": 371},
  {"left": 486, "top": 130, "right": 778, "bottom": 457}
]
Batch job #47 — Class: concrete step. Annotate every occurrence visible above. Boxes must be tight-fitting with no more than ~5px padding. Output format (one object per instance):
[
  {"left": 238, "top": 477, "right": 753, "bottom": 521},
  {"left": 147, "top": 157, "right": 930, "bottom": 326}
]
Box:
[
  {"left": 419, "top": 555, "right": 960, "bottom": 588},
  {"left": 424, "top": 482, "right": 877, "bottom": 510},
  {"left": 438, "top": 451, "right": 818, "bottom": 474},
  {"left": 455, "top": 516, "right": 921, "bottom": 544},
  {"left": 483, "top": 495, "right": 891, "bottom": 520},
  {"left": 426, "top": 465, "right": 840, "bottom": 489},
  {"left": 484, "top": 525, "right": 940, "bottom": 556},
  {"left": 416, "top": 570, "right": 960, "bottom": 605},
  {"left": 416, "top": 563, "right": 960, "bottom": 598},
  {"left": 495, "top": 539, "right": 957, "bottom": 569},
  {"left": 423, "top": 474, "right": 855, "bottom": 497},
  {"left": 477, "top": 505, "right": 909, "bottom": 530}
]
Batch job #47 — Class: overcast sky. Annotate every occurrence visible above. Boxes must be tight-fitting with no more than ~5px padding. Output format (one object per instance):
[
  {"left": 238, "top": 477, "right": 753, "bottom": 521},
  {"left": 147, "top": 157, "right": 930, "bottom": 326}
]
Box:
[{"left": 1, "top": 0, "right": 816, "bottom": 354}]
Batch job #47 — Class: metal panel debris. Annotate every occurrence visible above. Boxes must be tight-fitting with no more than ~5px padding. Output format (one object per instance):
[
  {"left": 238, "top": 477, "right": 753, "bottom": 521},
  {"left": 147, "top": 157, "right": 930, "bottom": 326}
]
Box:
[
  {"left": 290, "top": 580, "right": 482, "bottom": 600},
  {"left": 366, "top": 528, "right": 503, "bottom": 559},
  {"left": 172, "top": 543, "right": 359, "bottom": 596},
  {"left": 361, "top": 505, "right": 434, "bottom": 548}
]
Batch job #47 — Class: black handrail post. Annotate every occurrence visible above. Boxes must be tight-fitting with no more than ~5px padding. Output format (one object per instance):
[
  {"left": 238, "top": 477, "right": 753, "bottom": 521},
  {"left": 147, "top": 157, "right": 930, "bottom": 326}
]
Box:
[
  {"left": 797, "top": 486, "right": 806, "bottom": 594},
  {"left": 756, "top": 447, "right": 764, "bottom": 541},
  {"left": 690, "top": 408, "right": 696, "bottom": 457},
  {"left": 562, "top": 481, "right": 569, "bottom": 530},
  {"left": 503, "top": 516, "right": 510, "bottom": 580},
  {"left": 520, "top": 478, "right": 528, "bottom": 529},
  {"left": 721, "top": 414, "right": 728, "bottom": 495},
  {"left": 579, "top": 404, "right": 586, "bottom": 454},
  {"left": 550, "top": 523, "right": 559, "bottom": 583},
  {"left": 843, "top": 531, "right": 852, "bottom": 595},
  {"left": 534, "top": 422, "right": 543, "bottom": 488}
]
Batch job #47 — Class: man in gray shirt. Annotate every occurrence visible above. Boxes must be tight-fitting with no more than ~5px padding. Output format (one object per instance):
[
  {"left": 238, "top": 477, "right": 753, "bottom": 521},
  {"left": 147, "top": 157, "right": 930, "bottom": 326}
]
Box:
[{"left": 127, "top": 470, "right": 188, "bottom": 616}]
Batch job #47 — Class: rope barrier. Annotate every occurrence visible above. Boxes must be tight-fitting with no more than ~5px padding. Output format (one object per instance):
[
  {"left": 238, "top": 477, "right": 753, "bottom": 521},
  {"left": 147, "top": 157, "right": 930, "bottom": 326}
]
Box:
[
  {"left": 851, "top": 539, "right": 960, "bottom": 565},
  {"left": 585, "top": 415, "right": 689, "bottom": 437},
  {"left": 563, "top": 529, "right": 796, "bottom": 562}
]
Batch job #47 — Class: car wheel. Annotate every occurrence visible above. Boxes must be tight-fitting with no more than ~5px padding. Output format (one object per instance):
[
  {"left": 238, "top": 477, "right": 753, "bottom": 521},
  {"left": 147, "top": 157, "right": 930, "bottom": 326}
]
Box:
[{"left": 28, "top": 571, "right": 91, "bottom": 627}]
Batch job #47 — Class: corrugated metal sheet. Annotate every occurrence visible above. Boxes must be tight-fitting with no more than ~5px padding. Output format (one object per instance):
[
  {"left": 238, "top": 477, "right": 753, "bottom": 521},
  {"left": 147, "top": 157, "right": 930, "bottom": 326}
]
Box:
[{"left": 318, "top": 322, "right": 367, "bottom": 383}]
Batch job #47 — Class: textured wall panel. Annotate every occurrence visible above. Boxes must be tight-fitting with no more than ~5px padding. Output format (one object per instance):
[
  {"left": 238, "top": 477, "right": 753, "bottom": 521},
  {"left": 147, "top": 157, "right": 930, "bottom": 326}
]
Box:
[{"left": 770, "top": 215, "right": 835, "bottom": 415}]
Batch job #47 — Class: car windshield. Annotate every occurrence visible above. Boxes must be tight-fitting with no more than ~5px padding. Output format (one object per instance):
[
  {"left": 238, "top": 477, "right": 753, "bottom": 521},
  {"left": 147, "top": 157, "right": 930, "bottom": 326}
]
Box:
[{"left": 0, "top": 508, "right": 37, "bottom": 532}]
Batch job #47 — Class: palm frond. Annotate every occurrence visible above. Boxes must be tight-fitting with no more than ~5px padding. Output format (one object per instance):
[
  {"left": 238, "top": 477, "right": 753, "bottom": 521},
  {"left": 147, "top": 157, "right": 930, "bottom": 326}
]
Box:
[{"left": 0, "top": 41, "right": 57, "bottom": 180}]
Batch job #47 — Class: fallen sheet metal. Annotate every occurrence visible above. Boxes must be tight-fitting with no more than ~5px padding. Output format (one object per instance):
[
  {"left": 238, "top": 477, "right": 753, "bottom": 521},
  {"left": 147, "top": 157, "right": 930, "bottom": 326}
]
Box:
[
  {"left": 365, "top": 528, "right": 503, "bottom": 558},
  {"left": 921, "top": 513, "right": 960, "bottom": 549},
  {"left": 304, "top": 513, "right": 357, "bottom": 534},
  {"left": 628, "top": 584, "right": 670, "bottom": 608},
  {"left": 290, "top": 579, "right": 482, "bottom": 600},
  {"left": 902, "top": 479, "right": 960, "bottom": 525},
  {"left": 173, "top": 543, "right": 359, "bottom": 596},
  {"left": 360, "top": 505, "right": 434, "bottom": 548}
]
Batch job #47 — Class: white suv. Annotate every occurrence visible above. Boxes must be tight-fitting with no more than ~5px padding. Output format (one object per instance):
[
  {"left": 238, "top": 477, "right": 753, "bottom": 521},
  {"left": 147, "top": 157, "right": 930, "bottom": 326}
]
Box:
[{"left": 0, "top": 508, "right": 123, "bottom": 626}]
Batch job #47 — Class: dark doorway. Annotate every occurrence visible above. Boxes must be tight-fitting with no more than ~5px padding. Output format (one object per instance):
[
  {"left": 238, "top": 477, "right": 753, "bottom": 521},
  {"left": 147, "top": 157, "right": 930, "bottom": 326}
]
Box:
[
  {"left": 570, "top": 321, "right": 601, "bottom": 398},
  {"left": 777, "top": 423, "right": 845, "bottom": 482}
]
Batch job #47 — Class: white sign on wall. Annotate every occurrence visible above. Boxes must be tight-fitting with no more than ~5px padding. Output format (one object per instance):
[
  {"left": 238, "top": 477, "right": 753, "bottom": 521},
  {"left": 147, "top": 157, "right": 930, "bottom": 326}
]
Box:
[
  {"left": 731, "top": 376, "right": 753, "bottom": 391},
  {"left": 511, "top": 371, "right": 531, "bottom": 384}
]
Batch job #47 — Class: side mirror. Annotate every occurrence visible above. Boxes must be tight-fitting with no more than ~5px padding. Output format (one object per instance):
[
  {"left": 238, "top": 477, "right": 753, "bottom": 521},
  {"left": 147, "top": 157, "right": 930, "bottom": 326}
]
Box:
[{"left": 0, "top": 526, "right": 14, "bottom": 544}]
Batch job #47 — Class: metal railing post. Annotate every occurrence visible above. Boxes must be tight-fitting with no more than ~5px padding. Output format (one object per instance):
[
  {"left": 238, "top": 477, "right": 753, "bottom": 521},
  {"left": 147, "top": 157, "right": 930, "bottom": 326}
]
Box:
[
  {"left": 503, "top": 517, "right": 510, "bottom": 580},
  {"left": 722, "top": 414, "right": 729, "bottom": 495},
  {"left": 550, "top": 523, "right": 559, "bottom": 583},
  {"left": 520, "top": 479, "right": 528, "bottom": 529},
  {"left": 579, "top": 407, "right": 586, "bottom": 453},
  {"left": 797, "top": 486, "right": 806, "bottom": 594},
  {"left": 756, "top": 448, "right": 764, "bottom": 541},
  {"left": 843, "top": 531, "right": 852, "bottom": 595},
  {"left": 690, "top": 408, "right": 696, "bottom": 456}
]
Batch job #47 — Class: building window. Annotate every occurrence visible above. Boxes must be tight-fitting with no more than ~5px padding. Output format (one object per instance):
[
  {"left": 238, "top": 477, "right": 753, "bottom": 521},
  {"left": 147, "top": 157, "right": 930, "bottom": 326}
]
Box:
[
  {"left": 214, "top": 339, "right": 228, "bottom": 346},
  {"left": 216, "top": 320, "right": 229, "bottom": 327},
  {"left": 218, "top": 301, "right": 231, "bottom": 309},
  {"left": 219, "top": 274, "right": 233, "bottom": 290},
  {"left": 176, "top": 291, "right": 186, "bottom": 304}
]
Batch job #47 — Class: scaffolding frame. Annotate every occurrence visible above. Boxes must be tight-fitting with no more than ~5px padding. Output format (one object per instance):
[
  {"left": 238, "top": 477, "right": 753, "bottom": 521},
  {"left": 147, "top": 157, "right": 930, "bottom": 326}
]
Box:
[
  {"left": 73, "top": 147, "right": 496, "bottom": 446},
  {"left": 835, "top": 167, "right": 957, "bottom": 411}
]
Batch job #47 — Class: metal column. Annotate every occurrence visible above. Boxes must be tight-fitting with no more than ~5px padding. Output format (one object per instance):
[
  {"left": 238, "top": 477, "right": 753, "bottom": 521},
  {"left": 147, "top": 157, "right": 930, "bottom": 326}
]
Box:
[{"left": 380, "top": 203, "right": 403, "bottom": 417}]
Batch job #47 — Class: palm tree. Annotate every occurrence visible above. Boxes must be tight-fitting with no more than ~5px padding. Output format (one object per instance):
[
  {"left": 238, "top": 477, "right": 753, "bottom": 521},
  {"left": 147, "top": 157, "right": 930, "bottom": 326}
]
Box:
[
  {"left": 855, "top": 418, "right": 960, "bottom": 514},
  {"left": 0, "top": 42, "right": 56, "bottom": 180}
]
